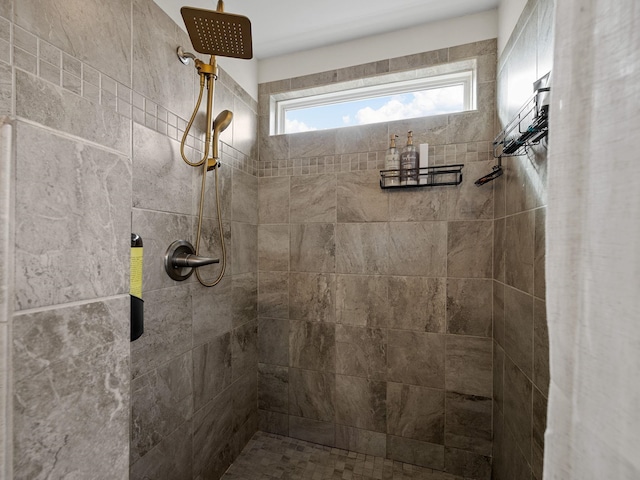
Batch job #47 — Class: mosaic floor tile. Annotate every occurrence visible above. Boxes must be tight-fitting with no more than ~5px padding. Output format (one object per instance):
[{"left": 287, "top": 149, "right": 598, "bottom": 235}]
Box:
[{"left": 221, "top": 432, "right": 468, "bottom": 480}]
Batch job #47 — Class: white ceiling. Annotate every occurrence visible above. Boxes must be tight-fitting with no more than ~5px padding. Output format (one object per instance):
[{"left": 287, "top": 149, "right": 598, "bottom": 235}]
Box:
[{"left": 154, "top": 0, "right": 500, "bottom": 59}]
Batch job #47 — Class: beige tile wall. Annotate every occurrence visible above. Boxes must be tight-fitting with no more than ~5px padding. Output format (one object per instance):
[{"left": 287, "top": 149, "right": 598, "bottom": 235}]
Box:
[
  {"left": 492, "top": 0, "right": 553, "bottom": 479},
  {"left": 257, "top": 39, "right": 497, "bottom": 480}
]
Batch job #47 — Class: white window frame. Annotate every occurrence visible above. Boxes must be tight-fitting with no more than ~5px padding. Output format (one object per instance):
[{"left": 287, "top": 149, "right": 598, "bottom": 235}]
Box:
[{"left": 270, "top": 59, "right": 477, "bottom": 135}]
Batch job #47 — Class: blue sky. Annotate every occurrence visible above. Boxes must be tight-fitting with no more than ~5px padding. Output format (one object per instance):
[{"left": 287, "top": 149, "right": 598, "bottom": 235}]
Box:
[{"left": 285, "top": 85, "right": 465, "bottom": 133}]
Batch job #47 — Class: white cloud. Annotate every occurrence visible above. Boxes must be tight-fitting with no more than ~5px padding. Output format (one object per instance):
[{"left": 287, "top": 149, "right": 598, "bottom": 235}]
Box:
[
  {"left": 355, "top": 87, "right": 464, "bottom": 125},
  {"left": 285, "top": 118, "right": 317, "bottom": 133},
  {"left": 342, "top": 115, "right": 351, "bottom": 125}
]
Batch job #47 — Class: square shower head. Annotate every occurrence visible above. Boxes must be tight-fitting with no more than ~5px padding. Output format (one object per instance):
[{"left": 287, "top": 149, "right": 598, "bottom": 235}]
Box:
[{"left": 181, "top": 6, "right": 253, "bottom": 59}]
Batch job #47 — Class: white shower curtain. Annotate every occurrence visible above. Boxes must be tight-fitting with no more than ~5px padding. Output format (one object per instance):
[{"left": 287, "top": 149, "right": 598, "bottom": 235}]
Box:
[{"left": 544, "top": 1, "right": 640, "bottom": 478}]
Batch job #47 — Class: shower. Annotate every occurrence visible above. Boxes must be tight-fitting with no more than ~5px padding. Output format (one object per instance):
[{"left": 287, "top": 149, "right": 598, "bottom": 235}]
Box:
[{"left": 165, "top": 0, "right": 252, "bottom": 287}]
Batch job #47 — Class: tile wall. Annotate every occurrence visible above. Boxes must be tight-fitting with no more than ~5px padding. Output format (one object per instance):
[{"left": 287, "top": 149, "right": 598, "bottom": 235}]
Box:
[
  {"left": 257, "top": 40, "right": 497, "bottom": 480},
  {"left": 492, "top": 0, "right": 554, "bottom": 479},
  {"left": 0, "top": 0, "right": 258, "bottom": 478}
]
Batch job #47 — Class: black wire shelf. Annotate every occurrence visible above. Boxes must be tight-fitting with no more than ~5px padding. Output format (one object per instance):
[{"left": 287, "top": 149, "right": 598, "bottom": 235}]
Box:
[
  {"left": 493, "top": 87, "right": 550, "bottom": 159},
  {"left": 379, "top": 164, "right": 463, "bottom": 189}
]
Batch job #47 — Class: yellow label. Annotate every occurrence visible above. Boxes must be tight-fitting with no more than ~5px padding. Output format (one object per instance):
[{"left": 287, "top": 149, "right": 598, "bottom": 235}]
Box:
[{"left": 130, "top": 247, "right": 143, "bottom": 299}]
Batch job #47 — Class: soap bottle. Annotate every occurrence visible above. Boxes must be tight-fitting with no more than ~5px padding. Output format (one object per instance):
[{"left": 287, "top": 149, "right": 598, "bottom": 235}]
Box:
[
  {"left": 384, "top": 134, "right": 400, "bottom": 186},
  {"left": 401, "top": 130, "right": 419, "bottom": 185}
]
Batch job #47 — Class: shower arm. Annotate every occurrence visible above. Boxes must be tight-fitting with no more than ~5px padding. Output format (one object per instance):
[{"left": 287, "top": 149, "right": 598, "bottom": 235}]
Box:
[{"left": 179, "top": 54, "right": 217, "bottom": 167}]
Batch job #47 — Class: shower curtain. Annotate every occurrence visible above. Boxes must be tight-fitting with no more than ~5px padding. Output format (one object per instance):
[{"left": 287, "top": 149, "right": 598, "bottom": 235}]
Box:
[{"left": 544, "top": 0, "right": 640, "bottom": 478}]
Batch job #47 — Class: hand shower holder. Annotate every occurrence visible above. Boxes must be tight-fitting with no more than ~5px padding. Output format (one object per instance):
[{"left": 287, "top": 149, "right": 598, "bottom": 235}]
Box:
[{"left": 164, "top": 240, "right": 219, "bottom": 281}]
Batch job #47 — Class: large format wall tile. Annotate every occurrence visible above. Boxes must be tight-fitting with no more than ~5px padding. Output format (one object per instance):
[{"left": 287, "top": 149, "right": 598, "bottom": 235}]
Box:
[
  {"left": 231, "top": 222, "right": 257, "bottom": 274},
  {"left": 335, "top": 375, "right": 386, "bottom": 433},
  {"left": 258, "top": 176, "right": 289, "bottom": 224},
  {"left": 532, "top": 386, "right": 547, "bottom": 480},
  {"left": 258, "top": 363, "right": 288, "bottom": 414},
  {"left": 447, "top": 221, "right": 493, "bottom": 278},
  {"left": 258, "top": 318, "right": 289, "bottom": 366},
  {"left": 290, "top": 223, "right": 335, "bottom": 273},
  {"left": 232, "top": 371, "right": 258, "bottom": 433},
  {"left": 444, "top": 447, "right": 491, "bottom": 480},
  {"left": 289, "top": 321, "right": 335, "bottom": 372},
  {"left": 387, "top": 277, "right": 446, "bottom": 333},
  {"left": 14, "top": 123, "right": 131, "bottom": 310},
  {"left": 533, "top": 299, "right": 549, "bottom": 396},
  {"left": 258, "top": 225, "right": 289, "bottom": 271},
  {"left": 16, "top": 70, "right": 131, "bottom": 154},
  {"left": 13, "top": 298, "right": 129, "bottom": 480},
  {"left": 387, "top": 383, "right": 444, "bottom": 444},
  {"left": 445, "top": 391, "right": 492, "bottom": 456},
  {"left": 446, "top": 279, "right": 493, "bottom": 337},
  {"left": 130, "top": 420, "right": 193, "bottom": 480},
  {"left": 289, "top": 368, "right": 335, "bottom": 422},
  {"left": 289, "top": 416, "right": 335, "bottom": 447},
  {"left": 387, "top": 222, "right": 447, "bottom": 276},
  {"left": 336, "top": 325, "right": 387, "bottom": 380},
  {"left": 192, "top": 275, "right": 232, "bottom": 346},
  {"left": 133, "top": 123, "right": 192, "bottom": 214},
  {"left": 335, "top": 425, "right": 386, "bottom": 457},
  {"left": 335, "top": 275, "right": 389, "bottom": 327},
  {"left": 290, "top": 174, "right": 336, "bottom": 223},
  {"left": 445, "top": 336, "right": 492, "bottom": 397},
  {"left": 231, "top": 320, "right": 258, "bottom": 381},
  {"left": 388, "top": 188, "right": 448, "bottom": 222},
  {"left": 387, "top": 435, "right": 444, "bottom": 470},
  {"left": 534, "top": 207, "right": 546, "bottom": 299},
  {"left": 505, "top": 210, "right": 535, "bottom": 294},
  {"left": 258, "top": 271, "right": 288, "bottom": 319},
  {"left": 504, "top": 285, "right": 534, "bottom": 377},
  {"left": 337, "top": 170, "right": 389, "bottom": 223},
  {"left": 130, "top": 284, "right": 192, "bottom": 379},
  {"left": 335, "top": 223, "right": 389, "bottom": 274},
  {"left": 503, "top": 357, "right": 532, "bottom": 464},
  {"left": 289, "top": 272, "right": 335, "bottom": 323},
  {"left": 387, "top": 330, "right": 445, "bottom": 388},
  {"left": 131, "top": 350, "right": 193, "bottom": 462},
  {"left": 232, "top": 168, "right": 259, "bottom": 224},
  {"left": 447, "top": 161, "right": 494, "bottom": 220},
  {"left": 132, "top": 0, "right": 194, "bottom": 120},
  {"left": 232, "top": 272, "right": 258, "bottom": 327},
  {"left": 192, "top": 389, "right": 234, "bottom": 480},
  {"left": 0, "top": 62, "right": 11, "bottom": 115},
  {"left": 289, "top": 129, "right": 336, "bottom": 158},
  {"left": 15, "top": 0, "right": 132, "bottom": 85},
  {"left": 193, "top": 333, "right": 231, "bottom": 411}
]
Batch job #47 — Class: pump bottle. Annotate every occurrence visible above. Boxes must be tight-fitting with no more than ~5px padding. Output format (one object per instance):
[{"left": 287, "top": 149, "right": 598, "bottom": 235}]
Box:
[
  {"left": 384, "top": 134, "right": 400, "bottom": 186},
  {"left": 400, "top": 130, "right": 419, "bottom": 185}
]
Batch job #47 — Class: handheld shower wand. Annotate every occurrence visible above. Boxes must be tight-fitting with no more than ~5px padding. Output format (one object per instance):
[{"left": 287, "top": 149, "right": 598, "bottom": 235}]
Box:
[{"left": 209, "top": 110, "right": 233, "bottom": 170}]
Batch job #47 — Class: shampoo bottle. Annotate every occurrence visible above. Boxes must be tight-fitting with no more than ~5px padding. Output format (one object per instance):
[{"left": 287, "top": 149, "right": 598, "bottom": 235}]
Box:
[
  {"left": 384, "top": 134, "right": 400, "bottom": 186},
  {"left": 401, "top": 130, "right": 419, "bottom": 185}
]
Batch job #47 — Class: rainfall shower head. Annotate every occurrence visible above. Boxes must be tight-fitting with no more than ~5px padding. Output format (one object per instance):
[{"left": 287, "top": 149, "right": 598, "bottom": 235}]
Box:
[{"left": 181, "top": 4, "right": 253, "bottom": 59}]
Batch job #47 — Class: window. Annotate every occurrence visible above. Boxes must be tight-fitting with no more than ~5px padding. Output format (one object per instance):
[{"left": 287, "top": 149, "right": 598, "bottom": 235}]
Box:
[{"left": 270, "top": 60, "right": 477, "bottom": 135}]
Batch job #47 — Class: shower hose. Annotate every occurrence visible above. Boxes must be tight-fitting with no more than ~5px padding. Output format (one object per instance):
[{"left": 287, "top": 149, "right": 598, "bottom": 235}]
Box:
[{"left": 179, "top": 60, "right": 226, "bottom": 288}]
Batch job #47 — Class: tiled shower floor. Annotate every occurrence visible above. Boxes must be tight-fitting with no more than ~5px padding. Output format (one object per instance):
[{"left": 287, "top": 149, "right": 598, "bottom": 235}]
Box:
[{"left": 221, "top": 432, "right": 468, "bottom": 480}]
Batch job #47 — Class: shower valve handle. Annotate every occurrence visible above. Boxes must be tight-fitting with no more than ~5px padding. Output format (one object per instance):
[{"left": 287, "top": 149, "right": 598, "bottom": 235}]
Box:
[
  {"left": 164, "top": 240, "right": 219, "bottom": 281},
  {"left": 173, "top": 252, "right": 219, "bottom": 268}
]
